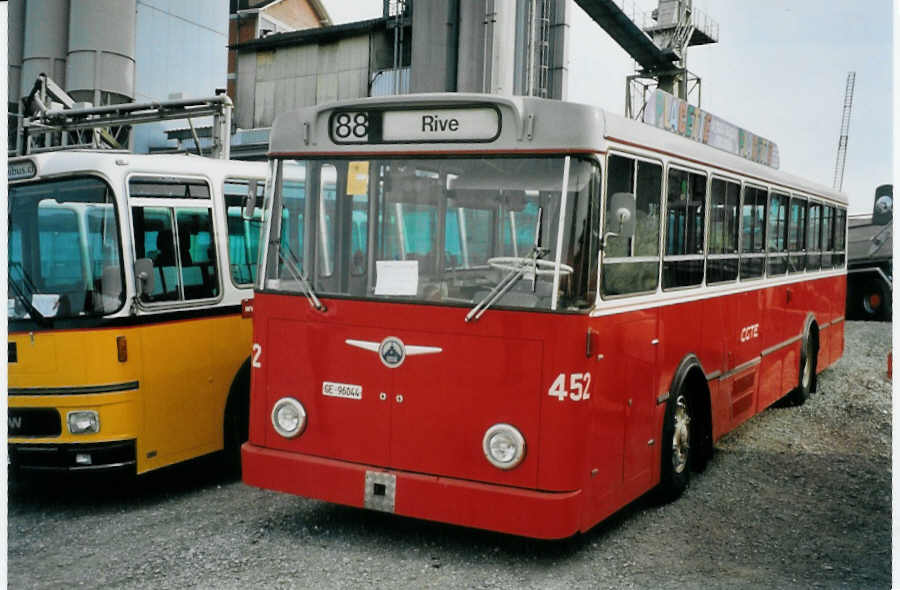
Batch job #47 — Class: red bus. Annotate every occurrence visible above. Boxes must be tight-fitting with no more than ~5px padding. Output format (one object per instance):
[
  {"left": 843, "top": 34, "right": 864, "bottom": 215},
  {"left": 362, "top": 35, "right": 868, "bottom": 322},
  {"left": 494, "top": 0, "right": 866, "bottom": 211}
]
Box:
[{"left": 241, "top": 93, "right": 847, "bottom": 539}]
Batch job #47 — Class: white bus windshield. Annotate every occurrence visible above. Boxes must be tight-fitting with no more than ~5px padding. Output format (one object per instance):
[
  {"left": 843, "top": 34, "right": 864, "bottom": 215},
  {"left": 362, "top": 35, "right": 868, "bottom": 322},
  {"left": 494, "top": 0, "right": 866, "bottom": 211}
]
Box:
[
  {"left": 262, "top": 156, "right": 601, "bottom": 312},
  {"left": 8, "top": 177, "right": 125, "bottom": 320}
]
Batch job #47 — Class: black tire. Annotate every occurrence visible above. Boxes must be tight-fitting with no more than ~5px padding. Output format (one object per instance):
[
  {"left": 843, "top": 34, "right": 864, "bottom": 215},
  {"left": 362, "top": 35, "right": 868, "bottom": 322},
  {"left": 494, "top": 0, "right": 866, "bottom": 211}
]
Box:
[
  {"left": 655, "top": 391, "right": 692, "bottom": 503},
  {"left": 786, "top": 332, "right": 816, "bottom": 406},
  {"left": 860, "top": 278, "right": 890, "bottom": 321}
]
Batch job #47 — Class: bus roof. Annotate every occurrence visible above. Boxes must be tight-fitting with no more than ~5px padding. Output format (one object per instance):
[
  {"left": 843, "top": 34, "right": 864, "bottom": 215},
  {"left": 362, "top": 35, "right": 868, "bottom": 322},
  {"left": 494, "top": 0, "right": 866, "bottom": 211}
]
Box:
[
  {"left": 9, "top": 151, "right": 268, "bottom": 185},
  {"left": 268, "top": 93, "right": 846, "bottom": 206}
]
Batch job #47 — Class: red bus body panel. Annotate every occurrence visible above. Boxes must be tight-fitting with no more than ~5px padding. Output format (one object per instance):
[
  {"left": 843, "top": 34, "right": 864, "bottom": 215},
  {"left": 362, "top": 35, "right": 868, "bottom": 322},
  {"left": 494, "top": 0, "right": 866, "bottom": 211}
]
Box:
[{"left": 243, "top": 274, "right": 845, "bottom": 539}]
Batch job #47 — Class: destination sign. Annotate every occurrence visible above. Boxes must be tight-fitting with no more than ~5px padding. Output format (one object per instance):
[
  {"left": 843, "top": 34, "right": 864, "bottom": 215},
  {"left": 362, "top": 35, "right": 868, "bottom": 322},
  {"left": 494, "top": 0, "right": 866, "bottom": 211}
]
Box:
[
  {"left": 8, "top": 160, "right": 37, "bottom": 181},
  {"left": 330, "top": 107, "right": 500, "bottom": 145}
]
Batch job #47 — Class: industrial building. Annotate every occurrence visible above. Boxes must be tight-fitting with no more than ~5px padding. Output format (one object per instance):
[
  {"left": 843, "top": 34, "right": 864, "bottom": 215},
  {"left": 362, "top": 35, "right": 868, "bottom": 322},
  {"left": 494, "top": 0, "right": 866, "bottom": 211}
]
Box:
[{"left": 9, "top": 0, "right": 719, "bottom": 158}]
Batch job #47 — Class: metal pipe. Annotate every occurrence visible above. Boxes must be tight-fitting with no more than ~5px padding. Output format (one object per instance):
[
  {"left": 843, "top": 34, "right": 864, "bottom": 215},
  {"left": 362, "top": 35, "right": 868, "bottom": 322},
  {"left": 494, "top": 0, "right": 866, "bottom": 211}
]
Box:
[{"left": 445, "top": 0, "right": 460, "bottom": 92}]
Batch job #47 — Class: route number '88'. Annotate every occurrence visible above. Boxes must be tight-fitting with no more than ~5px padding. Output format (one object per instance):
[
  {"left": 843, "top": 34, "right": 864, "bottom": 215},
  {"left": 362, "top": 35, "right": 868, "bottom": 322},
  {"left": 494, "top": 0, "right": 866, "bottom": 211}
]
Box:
[
  {"left": 548, "top": 372, "right": 592, "bottom": 402},
  {"left": 333, "top": 112, "right": 369, "bottom": 141}
]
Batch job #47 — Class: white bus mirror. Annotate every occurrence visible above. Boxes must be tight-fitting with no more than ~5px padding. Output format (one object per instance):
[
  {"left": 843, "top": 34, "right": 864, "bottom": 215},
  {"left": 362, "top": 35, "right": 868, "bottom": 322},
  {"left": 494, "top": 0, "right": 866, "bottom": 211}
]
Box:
[
  {"left": 134, "top": 258, "right": 155, "bottom": 298},
  {"left": 607, "top": 192, "right": 637, "bottom": 239},
  {"left": 243, "top": 180, "right": 258, "bottom": 220}
]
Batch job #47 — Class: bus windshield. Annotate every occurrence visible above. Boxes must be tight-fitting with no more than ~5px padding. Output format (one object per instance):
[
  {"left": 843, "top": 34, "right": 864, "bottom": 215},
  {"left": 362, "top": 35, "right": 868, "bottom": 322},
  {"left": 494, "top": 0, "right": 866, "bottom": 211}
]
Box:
[
  {"left": 262, "top": 156, "right": 601, "bottom": 312},
  {"left": 8, "top": 176, "right": 125, "bottom": 320}
]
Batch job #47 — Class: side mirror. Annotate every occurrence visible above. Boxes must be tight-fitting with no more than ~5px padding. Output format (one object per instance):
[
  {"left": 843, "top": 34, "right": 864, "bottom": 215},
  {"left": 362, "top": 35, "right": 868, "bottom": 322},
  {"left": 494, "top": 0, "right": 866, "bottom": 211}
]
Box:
[
  {"left": 134, "top": 258, "right": 155, "bottom": 298},
  {"left": 242, "top": 180, "right": 258, "bottom": 220},
  {"left": 872, "top": 184, "right": 892, "bottom": 226},
  {"left": 602, "top": 192, "right": 637, "bottom": 251}
]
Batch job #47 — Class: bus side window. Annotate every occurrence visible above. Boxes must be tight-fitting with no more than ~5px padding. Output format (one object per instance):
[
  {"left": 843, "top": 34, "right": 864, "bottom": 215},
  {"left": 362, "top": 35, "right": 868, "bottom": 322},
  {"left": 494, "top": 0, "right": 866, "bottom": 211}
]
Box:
[
  {"left": 787, "top": 195, "right": 808, "bottom": 273},
  {"left": 766, "top": 192, "right": 789, "bottom": 276},
  {"left": 834, "top": 207, "right": 847, "bottom": 267},
  {"left": 663, "top": 167, "right": 706, "bottom": 289},
  {"left": 740, "top": 186, "right": 767, "bottom": 279},
  {"left": 132, "top": 206, "right": 180, "bottom": 302},
  {"left": 176, "top": 208, "right": 219, "bottom": 300},
  {"left": 807, "top": 202, "right": 822, "bottom": 270},
  {"left": 602, "top": 155, "right": 662, "bottom": 296},
  {"left": 821, "top": 205, "right": 835, "bottom": 269},
  {"left": 224, "top": 179, "right": 264, "bottom": 285},
  {"left": 706, "top": 178, "right": 740, "bottom": 284}
]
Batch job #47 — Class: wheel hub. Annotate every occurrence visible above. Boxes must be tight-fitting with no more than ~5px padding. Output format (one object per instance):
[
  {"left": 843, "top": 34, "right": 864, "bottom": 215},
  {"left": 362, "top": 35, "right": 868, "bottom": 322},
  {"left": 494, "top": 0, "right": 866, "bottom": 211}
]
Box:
[{"left": 672, "top": 395, "right": 691, "bottom": 474}]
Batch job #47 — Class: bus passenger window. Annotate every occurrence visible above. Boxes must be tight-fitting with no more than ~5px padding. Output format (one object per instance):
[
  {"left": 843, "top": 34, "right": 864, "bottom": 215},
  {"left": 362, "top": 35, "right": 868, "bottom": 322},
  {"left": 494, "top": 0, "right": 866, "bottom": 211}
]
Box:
[
  {"left": 707, "top": 178, "right": 740, "bottom": 283},
  {"left": 663, "top": 168, "right": 706, "bottom": 289},
  {"left": 807, "top": 203, "right": 822, "bottom": 270},
  {"left": 602, "top": 155, "right": 662, "bottom": 296},
  {"left": 740, "top": 186, "right": 767, "bottom": 279},
  {"left": 820, "top": 205, "right": 835, "bottom": 269},
  {"left": 834, "top": 208, "right": 847, "bottom": 267},
  {"left": 787, "top": 196, "right": 808, "bottom": 273},
  {"left": 133, "top": 207, "right": 180, "bottom": 302},
  {"left": 224, "top": 179, "right": 264, "bottom": 285},
  {"left": 176, "top": 208, "right": 219, "bottom": 300},
  {"left": 766, "top": 192, "right": 789, "bottom": 276}
]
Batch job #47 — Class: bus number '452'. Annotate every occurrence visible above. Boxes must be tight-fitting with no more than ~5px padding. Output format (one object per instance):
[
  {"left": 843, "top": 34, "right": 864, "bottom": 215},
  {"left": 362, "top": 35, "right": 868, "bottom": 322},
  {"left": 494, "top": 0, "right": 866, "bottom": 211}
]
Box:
[{"left": 549, "top": 373, "right": 592, "bottom": 402}]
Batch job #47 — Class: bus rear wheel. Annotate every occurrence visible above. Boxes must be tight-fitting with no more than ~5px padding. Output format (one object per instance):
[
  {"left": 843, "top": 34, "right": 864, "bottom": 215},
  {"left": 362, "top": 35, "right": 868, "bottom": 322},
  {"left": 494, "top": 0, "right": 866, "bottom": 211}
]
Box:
[
  {"left": 786, "top": 332, "right": 817, "bottom": 406},
  {"left": 655, "top": 391, "right": 692, "bottom": 502}
]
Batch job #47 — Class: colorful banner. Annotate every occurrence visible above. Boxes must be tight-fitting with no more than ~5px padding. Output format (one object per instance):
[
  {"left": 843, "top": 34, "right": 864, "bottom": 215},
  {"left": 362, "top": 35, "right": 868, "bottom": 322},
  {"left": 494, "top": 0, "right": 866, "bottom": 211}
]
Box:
[{"left": 643, "top": 89, "right": 780, "bottom": 169}]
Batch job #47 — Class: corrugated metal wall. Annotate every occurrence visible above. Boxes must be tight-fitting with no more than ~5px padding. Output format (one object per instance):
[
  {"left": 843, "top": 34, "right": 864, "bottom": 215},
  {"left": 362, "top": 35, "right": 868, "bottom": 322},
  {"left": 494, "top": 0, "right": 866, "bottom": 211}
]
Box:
[{"left": 246, "top": 36, "right": 369, "bottom": 128}]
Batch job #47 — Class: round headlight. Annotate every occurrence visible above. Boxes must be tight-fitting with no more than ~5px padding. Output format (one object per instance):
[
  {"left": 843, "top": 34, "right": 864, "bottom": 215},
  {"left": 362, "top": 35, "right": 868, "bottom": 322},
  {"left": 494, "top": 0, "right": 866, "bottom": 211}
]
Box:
[
  {"left": 271, "top": 397, "right": 307, "bottom": 438},
  {"left": 482, "top": 423, "right": 526, "bottom": 470}
]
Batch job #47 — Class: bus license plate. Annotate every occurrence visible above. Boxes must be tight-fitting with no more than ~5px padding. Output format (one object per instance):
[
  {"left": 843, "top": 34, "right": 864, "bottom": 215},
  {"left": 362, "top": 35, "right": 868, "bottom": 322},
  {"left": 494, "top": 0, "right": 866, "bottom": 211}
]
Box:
[{"left": 322, "top": 381, "right": 363, "bottom": 400}]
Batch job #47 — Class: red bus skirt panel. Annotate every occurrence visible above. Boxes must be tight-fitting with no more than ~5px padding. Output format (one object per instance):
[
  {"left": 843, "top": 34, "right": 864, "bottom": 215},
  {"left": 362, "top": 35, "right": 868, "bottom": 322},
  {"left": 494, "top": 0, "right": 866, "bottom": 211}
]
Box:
[{"left": 242, "top": 443, "right": 583, "bottom": 540}]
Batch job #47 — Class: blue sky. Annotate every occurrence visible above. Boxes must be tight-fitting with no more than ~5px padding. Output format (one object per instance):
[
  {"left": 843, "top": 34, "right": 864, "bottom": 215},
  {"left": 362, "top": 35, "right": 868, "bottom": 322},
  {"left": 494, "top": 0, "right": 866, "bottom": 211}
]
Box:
[{"left": 322, "top": 0, "right": 892, "bottom": 213}]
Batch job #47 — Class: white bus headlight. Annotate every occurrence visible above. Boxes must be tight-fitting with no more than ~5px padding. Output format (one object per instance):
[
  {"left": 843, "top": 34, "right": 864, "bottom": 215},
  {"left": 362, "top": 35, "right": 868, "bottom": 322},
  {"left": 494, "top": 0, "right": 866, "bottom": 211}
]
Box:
[
  {"left": 482, "top": 423, "right": 526, "bottom": 469},
  {"left": 271, "top": 398, "right": 307, "bottom": 438},
  {"left": 67, "top": 411, "right": 100, "bottom": 434}
]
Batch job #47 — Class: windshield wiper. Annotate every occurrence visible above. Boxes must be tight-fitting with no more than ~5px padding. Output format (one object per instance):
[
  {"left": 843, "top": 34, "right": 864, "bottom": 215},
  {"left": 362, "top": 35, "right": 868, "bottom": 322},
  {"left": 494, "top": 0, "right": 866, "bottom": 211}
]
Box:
[
  {"left": 276, "top": 247, "right": 327, "bottom": 313},
  {"left": 8, "top": 274, "right": 51, "bottom": 326},
  {"left": 465, "top": 207, "right": 546, "bottom": 323}
]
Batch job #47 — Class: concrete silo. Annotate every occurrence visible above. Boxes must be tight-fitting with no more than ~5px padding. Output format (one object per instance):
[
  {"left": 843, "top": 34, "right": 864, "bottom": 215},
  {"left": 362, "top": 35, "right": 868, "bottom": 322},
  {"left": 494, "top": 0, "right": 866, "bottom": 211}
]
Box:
[
  {"left": 66, "top": 0, "right": 136, "bottom": 105},
  {"left": 21, "top": 0, "right": 70, "bottom": 98}
]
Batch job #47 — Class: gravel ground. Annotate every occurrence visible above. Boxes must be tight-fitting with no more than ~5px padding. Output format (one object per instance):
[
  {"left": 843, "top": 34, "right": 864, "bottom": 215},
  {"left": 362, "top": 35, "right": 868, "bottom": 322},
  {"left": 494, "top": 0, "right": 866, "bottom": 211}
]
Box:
[{"left": 7, "top": 321, "right": 892, "bottom": 589}]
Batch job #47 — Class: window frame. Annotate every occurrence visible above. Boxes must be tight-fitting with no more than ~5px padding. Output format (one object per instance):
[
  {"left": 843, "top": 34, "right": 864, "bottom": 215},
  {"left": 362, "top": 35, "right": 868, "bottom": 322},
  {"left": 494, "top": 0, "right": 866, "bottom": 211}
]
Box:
[
  {"left": 223, "top": 176, "right": 265, "bottom": 288},
  {"left": 600, "top": 150, "right": 665, "bottom": 299},
  {"left": 127, "top": 174, "right": 224, "bottom": 309},
  {"left": 739, "top": 183, "right": 768, "bottom": 281},
  {"left": 662, "top": 164, "right": 708, "bottom": 291},
  {"left": 705, "top": 174, "right": 742, "bottom": 285}
]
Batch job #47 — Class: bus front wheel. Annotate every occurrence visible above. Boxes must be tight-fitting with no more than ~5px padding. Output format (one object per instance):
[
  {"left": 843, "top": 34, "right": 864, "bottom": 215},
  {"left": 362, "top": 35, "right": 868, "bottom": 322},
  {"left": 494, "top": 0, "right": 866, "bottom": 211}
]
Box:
[{"left": 655, "top": 391, "right": 692, "bottom": 502}]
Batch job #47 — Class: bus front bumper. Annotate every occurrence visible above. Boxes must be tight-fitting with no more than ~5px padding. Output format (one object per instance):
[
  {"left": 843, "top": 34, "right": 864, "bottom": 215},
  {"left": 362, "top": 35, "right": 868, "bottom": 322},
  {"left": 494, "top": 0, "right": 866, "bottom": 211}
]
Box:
[
  {"left": 9, "top": 440, "right": 137, "bottom": 474},
  {"left": 242, "top": 443, "right": 582, "bottom": 539}
]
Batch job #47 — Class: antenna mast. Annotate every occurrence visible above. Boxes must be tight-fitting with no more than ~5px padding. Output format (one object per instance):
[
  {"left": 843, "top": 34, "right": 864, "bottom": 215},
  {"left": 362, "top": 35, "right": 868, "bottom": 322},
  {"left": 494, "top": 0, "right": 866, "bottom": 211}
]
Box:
[{"left": 833, "top": 71, "right": 856, "bottom": 191}]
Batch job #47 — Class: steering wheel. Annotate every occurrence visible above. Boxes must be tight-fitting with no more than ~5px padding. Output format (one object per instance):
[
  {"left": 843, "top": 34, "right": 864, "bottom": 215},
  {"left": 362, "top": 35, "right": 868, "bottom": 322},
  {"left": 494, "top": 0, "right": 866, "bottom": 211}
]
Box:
[{"left": 487, "top": 257, "right": 574, "bottom": 277}]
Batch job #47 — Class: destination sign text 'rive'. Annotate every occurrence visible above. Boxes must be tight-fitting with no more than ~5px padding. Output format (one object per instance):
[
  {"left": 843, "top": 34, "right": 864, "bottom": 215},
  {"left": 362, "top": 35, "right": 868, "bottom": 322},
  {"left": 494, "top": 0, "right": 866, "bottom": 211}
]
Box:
[{"left": 330, "top": 107, "right": 500, "bottom": 145}]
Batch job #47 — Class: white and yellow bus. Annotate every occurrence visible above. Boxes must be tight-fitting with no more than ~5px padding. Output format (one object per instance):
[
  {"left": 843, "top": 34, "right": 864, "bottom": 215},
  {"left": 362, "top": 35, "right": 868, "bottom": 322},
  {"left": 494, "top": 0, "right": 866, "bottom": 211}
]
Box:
[{"left": 8, "top": 151, "right": 268, "bottom": 475}]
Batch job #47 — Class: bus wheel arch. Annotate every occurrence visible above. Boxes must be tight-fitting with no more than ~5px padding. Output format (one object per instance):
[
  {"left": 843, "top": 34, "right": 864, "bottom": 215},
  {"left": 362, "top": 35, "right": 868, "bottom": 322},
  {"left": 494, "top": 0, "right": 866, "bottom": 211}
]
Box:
[
  {"left": 223, "top": 358, "right": 252, "bottom": 475},
  {"left": 656, "top": 355, "right": 713, "bottom": 502}
]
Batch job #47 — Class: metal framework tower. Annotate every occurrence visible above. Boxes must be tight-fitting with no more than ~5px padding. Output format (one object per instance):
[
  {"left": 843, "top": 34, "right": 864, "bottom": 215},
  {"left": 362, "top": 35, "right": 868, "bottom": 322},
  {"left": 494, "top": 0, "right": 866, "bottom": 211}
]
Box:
[
  {"left": 833, "top": 71, "right": 856, "bottom": 191},
  {"left": 573, "top": 0, "right": 718, "bottom": 119}
]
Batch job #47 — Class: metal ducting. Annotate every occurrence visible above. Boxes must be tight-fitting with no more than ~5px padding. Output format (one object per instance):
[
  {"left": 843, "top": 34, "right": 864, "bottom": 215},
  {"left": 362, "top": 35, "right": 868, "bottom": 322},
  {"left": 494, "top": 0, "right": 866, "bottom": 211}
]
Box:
[
  {"left": 66, "top": 0, "right": 136, "bottom": 105},
  {"left": 22, "top": 0, "right": 70, "bottom": 99}
]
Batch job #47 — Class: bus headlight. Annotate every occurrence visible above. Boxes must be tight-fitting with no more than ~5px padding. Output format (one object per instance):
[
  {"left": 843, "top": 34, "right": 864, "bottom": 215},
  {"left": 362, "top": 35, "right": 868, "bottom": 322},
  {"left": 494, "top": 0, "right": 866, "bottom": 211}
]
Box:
[
  {"left": 67, "top": 411, "right": 100, "bottom": 434},
  {"left": 482, "top": 423, "right": 525, "bottom": 470},
  {"left": 271, "top": 398, "right": 307, "bottom": 439}
]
